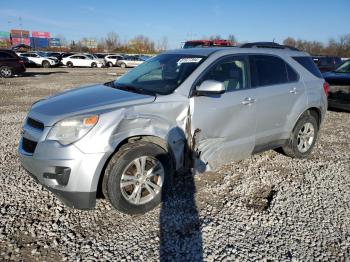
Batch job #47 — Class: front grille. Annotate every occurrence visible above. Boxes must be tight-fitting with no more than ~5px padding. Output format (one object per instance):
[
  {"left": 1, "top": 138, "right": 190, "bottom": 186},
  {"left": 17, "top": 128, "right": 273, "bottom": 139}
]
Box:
[
  {"left": 27, "top": 117, "right": 44, "bottom": 131},
  {"left": 22, "top": 138, "right": 37, "bottom": 154}
]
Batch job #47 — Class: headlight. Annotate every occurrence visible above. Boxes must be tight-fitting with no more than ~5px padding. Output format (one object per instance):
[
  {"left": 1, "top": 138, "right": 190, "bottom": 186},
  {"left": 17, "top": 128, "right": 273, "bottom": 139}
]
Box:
[{"left": 46, "top": 115, "right": 98, "bottom": 145}]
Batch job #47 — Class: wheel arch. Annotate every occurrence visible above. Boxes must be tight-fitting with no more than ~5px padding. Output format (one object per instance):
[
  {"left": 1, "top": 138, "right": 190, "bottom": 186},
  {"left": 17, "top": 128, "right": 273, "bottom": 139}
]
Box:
[{"left": 95, "top": 134, "right": 180, "bottom": 199}]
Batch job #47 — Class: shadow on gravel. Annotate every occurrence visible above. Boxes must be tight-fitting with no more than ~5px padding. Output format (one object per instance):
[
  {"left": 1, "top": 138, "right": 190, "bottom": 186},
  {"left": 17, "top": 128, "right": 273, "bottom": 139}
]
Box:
[
  {"left": 159, "top": 170, "right": 203, "bottom": 262},
  {"left": 22, "top": 71, "right": 69, "bottom": 77}
]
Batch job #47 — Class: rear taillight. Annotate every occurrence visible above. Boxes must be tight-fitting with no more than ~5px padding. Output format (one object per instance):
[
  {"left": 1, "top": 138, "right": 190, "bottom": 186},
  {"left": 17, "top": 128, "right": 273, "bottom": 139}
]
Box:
[{"left": 323, "top": 82, "right": 329, "bottom": 96}]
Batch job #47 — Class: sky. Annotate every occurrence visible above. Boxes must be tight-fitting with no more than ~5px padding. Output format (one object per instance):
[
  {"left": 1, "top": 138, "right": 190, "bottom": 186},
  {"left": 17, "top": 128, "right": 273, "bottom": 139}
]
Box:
[{"left": 0, "top": 0, "right": 349, "bottom": 48}]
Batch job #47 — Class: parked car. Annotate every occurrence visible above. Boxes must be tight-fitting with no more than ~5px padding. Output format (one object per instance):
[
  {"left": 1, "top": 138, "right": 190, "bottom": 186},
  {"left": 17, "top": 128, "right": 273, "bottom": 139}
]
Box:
[
  {"left": 20, "top": 56, "right": 37, "bottom": 68},
  {"left": 18, "top": 52, "right": 59, "bottom": 68},
  {"left": 19, "top": 43, "right": 327, "bottom": 214},
  {"left": 104, "top": 55, "right": 124, "bottom": 67},
  {"left": 0, "top": 49, "right": 26, "bottom": 78},
  {"left": 323, "top": 59, "right": 350, "bottom": 111},
  {"left": 117, "top": 56, "right": 144, "bottom": 68},
  {"left": 85, "top": 54, "right": 106, "bottom": 66},
  {"left": 313, "top": 56, "right": 342, "bottom": 72},
  {"left": 61, "top": 54, "right": 104, "bottom": 68}
]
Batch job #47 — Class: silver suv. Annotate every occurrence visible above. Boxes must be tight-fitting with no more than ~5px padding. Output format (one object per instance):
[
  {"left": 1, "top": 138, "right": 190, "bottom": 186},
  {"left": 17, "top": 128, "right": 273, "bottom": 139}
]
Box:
[{"left": 19, "top": 43, "right": 327, "bottom": 214}]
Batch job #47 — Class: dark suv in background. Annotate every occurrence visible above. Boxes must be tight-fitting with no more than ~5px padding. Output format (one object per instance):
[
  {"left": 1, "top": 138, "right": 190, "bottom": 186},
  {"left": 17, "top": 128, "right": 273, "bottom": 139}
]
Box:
[
  {"left": 0, "top": 49, "right": 26, "bottom": 78},
  {"left": 313, "top": 56, "right": 342, "bottom": 72}
]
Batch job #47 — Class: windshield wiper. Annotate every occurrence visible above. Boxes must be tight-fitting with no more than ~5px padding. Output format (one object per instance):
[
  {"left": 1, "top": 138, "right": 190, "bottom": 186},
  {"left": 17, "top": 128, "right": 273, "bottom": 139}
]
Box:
[{"left": 104, "top": 81, "right": 156, "bottom": 96}]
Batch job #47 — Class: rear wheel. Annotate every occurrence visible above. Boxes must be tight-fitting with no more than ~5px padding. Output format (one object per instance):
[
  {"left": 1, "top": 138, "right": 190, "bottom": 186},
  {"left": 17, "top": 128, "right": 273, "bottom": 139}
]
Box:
[
  {"left": 120, "top": 63, "right": 126, "bottom": 68},
  {"left": 0, "top": 66, "right": 13, "bottom": 78},
  {"left": 102, "top": 141, "right": 172, "bottom": 215},
  {"left": 107, "top": 62, "right": 113, "bottom": 67},
  {"left": 67, "top": 62, "right": 73, "bottom": 68},
  {"left": 42, "top": 60, "right": 51, "bottom": 68},
  {"left": 281, "top": 112, "right": 318, "bottom": 158}
]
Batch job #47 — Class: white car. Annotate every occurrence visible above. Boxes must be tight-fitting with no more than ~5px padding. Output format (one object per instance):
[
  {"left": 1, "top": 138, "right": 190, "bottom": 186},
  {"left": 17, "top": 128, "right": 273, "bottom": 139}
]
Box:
[
  {"left": 19, "top": 52, "right": 59, "bottom": 68},
  {"left": 117, "top": 56, "right": 145, "bottom": 68},
  {"left": 61, "top": 54, "right": 104, "bottom": 68},
  {"left": 104, "top": 55, "right": 124, "bottom": 67}
]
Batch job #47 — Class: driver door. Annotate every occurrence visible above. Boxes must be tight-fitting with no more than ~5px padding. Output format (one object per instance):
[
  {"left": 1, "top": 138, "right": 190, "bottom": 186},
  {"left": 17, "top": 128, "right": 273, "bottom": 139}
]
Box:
[{"left": 190, "top": 55, "right": 257, "bottom": 171}]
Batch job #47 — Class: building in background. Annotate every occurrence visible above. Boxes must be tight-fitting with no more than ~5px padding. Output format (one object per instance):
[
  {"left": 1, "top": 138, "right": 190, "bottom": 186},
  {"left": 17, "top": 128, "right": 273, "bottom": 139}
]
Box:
[
  {"left": 0, "top": 31, "right": 11, "bottom": 48},
  {"left": 81, "top": 39, "right": 98, "bottom": 49},
  {"left": 10, "top": 29, "right": 30, "bottom": 46}
]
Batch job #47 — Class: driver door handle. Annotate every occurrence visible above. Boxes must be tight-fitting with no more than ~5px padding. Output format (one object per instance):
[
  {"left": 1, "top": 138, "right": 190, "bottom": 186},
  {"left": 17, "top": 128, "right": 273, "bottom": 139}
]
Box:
[
  {"left": 241, "top": 97, "right": 256, "bottom": 105},
  {"left": 290, "top": 87, "right": 297, "bottom": 94}
]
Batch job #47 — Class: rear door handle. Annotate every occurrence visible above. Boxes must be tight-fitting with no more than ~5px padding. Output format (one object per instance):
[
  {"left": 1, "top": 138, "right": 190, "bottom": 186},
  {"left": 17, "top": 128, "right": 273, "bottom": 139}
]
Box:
[
  {"left": 289, "top": 87, "right": 297, "bottom": 94},
  {"left": 241, "top": 97, "right": 256, "bottom": 105}
]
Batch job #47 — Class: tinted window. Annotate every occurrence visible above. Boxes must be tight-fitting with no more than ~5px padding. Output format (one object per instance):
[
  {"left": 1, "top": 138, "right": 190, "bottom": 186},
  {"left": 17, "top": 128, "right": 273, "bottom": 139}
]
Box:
[
  {"left": 292, "top": 56, "right": 323, "bottom": 78},
  {"left": 286, "top": 63, "right": 299, "bottom": 82},
  {"left": 250, "top": 55, "right": 288, "bottom": 87},
  {"left": 201, "top": 56, "right": 249, "bottom": 91},
  {"left": 0, "top": 52, "right": 14, "bottom": 59}
]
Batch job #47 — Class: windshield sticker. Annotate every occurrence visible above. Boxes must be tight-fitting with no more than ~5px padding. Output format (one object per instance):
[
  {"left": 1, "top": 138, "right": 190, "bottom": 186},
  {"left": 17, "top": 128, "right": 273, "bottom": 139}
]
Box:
[{"left": 177, "top": 58, "right": 202, "bottom": 66}]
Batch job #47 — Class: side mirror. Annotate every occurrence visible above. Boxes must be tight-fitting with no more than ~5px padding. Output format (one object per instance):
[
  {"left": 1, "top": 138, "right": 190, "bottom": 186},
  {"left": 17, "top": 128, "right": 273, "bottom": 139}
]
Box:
[{"left": 194, "top": 80, "right": 225, "bottom": 96}]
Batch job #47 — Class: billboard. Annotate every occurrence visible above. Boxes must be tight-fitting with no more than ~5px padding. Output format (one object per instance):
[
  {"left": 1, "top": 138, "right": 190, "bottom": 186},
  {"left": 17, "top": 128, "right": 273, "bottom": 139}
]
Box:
[
  {"left": 0, "top": 39, "right": 11, "bottom": 48},
  {"left": 0, "top": 31, "right": 10, "bottom": 39},
  {"left": 49, "top": 38, "right": 61, "bottom": 47},
  {"left": 10, "top": 29, "right": 30, "bottom": 38},
  {"left": 30, "top": 37, "right": 49, "bottom": 48},
  {"left": 11, "top": 38, "right": 30, "bottom": 46},
  {"left": 32, "top": 31, "right": 51, "bottom": 38}
]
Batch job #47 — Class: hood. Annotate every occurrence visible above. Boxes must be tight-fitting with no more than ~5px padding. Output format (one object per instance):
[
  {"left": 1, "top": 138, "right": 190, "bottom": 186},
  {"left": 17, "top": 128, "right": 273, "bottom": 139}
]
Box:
[
  {"left": 30, "top": 84, "right": 156, "bottom": 126},
  {"left": 323, "top": 71, "right": 350, "bottom": 85}
]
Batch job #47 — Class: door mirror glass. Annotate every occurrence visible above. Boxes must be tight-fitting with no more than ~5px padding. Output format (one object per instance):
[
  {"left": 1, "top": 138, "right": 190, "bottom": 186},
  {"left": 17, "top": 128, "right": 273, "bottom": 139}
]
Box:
[{"left": 196, "top": 80, "right": 225, "bottom": 95}]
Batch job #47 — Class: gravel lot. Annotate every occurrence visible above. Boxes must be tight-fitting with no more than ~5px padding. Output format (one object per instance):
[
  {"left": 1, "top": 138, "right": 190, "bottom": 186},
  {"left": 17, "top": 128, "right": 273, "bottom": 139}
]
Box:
[{"left": 0, "top": 68, "right": 349, "bottom": 261}]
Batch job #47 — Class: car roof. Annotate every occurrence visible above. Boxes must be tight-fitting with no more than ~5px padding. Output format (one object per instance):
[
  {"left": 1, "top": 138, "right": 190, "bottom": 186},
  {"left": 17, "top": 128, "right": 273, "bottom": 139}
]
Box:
[{"left": 164, "top": 47, "right": 309, "bottom": 57}]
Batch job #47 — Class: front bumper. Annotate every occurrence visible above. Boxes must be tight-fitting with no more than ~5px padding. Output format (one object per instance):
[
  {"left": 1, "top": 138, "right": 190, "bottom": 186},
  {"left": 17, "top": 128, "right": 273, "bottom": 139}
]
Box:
[{"left": 18, "top": 137, "right": 109, "bottom": 209}]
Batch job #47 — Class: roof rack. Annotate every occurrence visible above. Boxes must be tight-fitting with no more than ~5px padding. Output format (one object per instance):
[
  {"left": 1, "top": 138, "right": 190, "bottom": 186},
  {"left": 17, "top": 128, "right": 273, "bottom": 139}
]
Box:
[{"left": 240, "top": 42, "right": 300, "bottom": 51}]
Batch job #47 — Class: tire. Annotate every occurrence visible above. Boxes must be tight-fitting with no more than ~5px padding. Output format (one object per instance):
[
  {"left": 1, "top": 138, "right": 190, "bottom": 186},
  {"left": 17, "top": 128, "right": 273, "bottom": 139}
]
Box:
[
  {"left": 42, "top": 60, "right": 51, "bottom": 68},
  {"left": 91, "top": 62, "right": 97, "bottom": 68},
  {"left": 67, "top": 62, "right": 73, "bottom": 68},
  {"left": 120, "top": 63, "right": 126, "bottom": 68},
  {"left": 281, "top": 111, "right": 319, "bottom": 158},
  {"left": 0, "top": 66, "right": 13, "bottom": 78},
  {"left": 102, "top": 141, "right": 172, "bottom": 215},
  {"left": 107, "top": 62, "right": 113, "bottom": 67}
]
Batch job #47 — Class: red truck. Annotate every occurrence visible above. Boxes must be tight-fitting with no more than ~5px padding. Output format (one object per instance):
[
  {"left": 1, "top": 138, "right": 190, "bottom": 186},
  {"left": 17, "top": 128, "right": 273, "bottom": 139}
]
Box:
[{"left": 183, "top": 39, "right": 234, "bottom": 48}]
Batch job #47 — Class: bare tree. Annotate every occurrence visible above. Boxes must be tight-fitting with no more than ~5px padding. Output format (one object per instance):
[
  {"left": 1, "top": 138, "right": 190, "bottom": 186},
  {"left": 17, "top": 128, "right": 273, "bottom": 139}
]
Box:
[
  {"left": 227, "top": 34, "right": 237, "bottom": 44},
  {"left": 54, "top": 34, "right": 68, "bottom": 47},
  {"left": 157, "top": 36, "right": 168, "bottom": 51},
  {"left": 105, "top": 32, "right": 120, "bottom": 51},
  {"left": 129, "top": 35, "right": 155, "bottom": 53}
]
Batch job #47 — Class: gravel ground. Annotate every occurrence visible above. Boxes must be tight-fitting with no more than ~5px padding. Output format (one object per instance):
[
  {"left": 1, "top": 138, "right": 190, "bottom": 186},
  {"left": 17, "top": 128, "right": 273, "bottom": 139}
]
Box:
[{"left": 0, "top": 68, "right": 349, "bottom": 261}]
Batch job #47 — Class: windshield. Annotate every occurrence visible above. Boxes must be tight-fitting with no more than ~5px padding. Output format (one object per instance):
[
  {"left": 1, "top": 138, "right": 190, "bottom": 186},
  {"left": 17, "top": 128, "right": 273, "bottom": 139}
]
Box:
[
  {"left": 37, "top": 52, "right": 49, "bottom": 57},
  {"left": 114, "top": 53, "right": 206, "bottom": 95},
  {"left": 335, "top": 60, "right": 350, "bottom": 73}
]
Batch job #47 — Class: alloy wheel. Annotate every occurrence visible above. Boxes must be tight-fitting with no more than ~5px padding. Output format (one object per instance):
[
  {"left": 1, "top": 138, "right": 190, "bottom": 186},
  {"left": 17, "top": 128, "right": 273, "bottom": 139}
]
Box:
[
  {"left": 120, "top": 156, "right": 164, "bottom": 205},
  {"left": 297, "top": 122, "right": 315, "bottom": 153}
]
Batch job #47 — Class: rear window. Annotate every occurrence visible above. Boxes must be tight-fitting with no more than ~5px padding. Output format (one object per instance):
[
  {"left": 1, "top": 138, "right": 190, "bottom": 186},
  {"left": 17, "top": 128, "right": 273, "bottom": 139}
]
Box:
[
  {"left": 250, "top": 55, "right": 296, "bottom": 87},
  {"left": 0, "top": 51, "right": 15, "bottom": 59},
  {"left": 292, "top": 56, "right": 323, "bottom": 78}
]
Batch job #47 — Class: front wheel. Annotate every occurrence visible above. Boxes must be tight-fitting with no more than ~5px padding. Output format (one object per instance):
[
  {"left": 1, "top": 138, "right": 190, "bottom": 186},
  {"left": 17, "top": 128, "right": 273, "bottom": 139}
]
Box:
[
  {"left": 102, "top": 141, "right": 172, "bottom": 215},
  {"left": 107, "top": 62, "right": 113, "bottom": 67},
  {"left": 91, "top": 62, "right": 97, "bottom": 68},
  {"left": 42, "top": 60, "right": 51, "bottom": 68},
  {"left": 281, "top": 112, "right": 319, "bottom": 158},
  {"left": 120, "top": 63, "right": 126, "bottom": 68},
  {"left": 0, "top": 66, "right": 13, "bottom": 78}
]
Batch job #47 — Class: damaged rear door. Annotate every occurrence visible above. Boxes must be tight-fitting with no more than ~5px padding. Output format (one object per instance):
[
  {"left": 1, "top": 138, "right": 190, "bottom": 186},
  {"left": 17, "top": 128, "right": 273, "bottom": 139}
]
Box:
[{"left": 190, "top": 55, "right": 257, "bottom": 171}]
